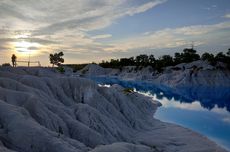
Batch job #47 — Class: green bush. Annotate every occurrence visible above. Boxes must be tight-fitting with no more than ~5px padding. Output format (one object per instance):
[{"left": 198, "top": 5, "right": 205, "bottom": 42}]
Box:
[
  {"left": 123, "top": 88, "right": 134, "bottom": 94},
  {"left": 2, "top": 63, "right": 11, "bottom": 67},
  {"left": 56, "top": 66, "right": 65, "bottom": 74}
]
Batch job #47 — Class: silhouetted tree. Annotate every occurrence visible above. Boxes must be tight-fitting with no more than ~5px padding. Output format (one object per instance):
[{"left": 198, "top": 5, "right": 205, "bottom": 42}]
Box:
[
  {"left": 154, "top": 60, "right": 163, "bottom": 72},
  {"left": 201, "top": 52, "right": 216, "bottom": 65},
  {"left": 181, "top": 48, "right": 200, "bottom": 63},
  {"left": 11, "top": 54, "right": 17, "bottom": 67},
  {"left": 174, "top": 52, "right": 182, "bottom": 65},
  {"left": 154, "top": 55, "right": 174, "bottom": 72},
  {"left": 149, "top": 55, "right": 155, "bottom": 66},
  {"left": 49, "top": 52, "right": 64, "bottom": 67},
  {"left": 227, "top": 49, "right": 230, "bottom": 56},
  {"left": 135, "top": 54, "right": 149, "bottom": 66},
  {"left": 97, "top": 48, "right": 229, "bottom": 72},
  {"left": 128, "top": 57, "right": 135, "bottom": 65},
  {"left": 201, "top": 52, "right": 214, "bottom": 61},
  {"left": 110, "top": 59, "right": 120, "bottom": 68},
  {"left": 120, "top": 58, "right": 132, "bottom": 66},
  {"left": 216, "top": 51, "right": 230, "bottom": 69},
  {"left": 215, "top": 52, "right": 226, "bottom": 61}
]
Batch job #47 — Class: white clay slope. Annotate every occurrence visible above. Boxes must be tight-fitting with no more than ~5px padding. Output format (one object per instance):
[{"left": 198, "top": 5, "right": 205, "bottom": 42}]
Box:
[
  {"left": 78, "top": 61, "right": 230, "bottom": 87},
  {"left": 0, "top": 67, "right": 227, "bottom": 152}
]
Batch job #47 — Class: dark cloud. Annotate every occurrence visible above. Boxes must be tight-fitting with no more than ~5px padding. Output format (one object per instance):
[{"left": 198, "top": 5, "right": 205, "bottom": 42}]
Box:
[
  {"left": 0, "top": 3, "right": 32, "bottom": 21},
  {"left": 16, "top": 50, "right": 28, "bottom": 53},
  {"left": 33, "top": 15, "right": 102, "bottom": 36},
  {"left": 28, "top": 46, "right": 39, "bottom": 50}
]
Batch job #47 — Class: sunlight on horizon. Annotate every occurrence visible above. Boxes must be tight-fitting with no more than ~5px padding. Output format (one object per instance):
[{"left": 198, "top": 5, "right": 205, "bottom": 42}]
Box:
[{"left": 12, "top": 39, "right": 41, "bottom": 58}]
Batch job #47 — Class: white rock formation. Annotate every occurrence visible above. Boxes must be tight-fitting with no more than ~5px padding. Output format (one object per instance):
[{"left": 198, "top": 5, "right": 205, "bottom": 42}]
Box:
[
  {"left": 78, "top": 61, "right": 230, "bottom": 87},
  {"left": 77, "top": 64, "right": 112, "bottom": 76},
  {"left": 0, "top": 67, "right": 226, "bottom": 152},
  {"left": 153, "top": 61, "right": 230, "bottom": 87},
  {"left": 117, "top": 66, "right": 154, "bottom": 81},
  {"left": 77, "top": 64, "right": 155, "bottom": 80}
]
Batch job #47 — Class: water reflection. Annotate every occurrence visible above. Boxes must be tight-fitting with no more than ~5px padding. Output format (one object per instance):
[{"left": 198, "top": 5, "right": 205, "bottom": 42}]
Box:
[
  {"left": 90, "top": 76, "right": 230, "bottom": 112},
  {"left": 90, "top": 76, "right": 230, "bottom": 151}
]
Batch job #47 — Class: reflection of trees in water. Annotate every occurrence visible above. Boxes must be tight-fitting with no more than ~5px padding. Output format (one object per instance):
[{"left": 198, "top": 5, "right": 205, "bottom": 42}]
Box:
[
  {"left": 168, "top": 86, "right": 230, "bottom": 112},
  {"left": 91, "top": 77, "right": 230, "bottom": 112},
  {"left": 152, "top": 86, "right": 230, "bottom": 112}
]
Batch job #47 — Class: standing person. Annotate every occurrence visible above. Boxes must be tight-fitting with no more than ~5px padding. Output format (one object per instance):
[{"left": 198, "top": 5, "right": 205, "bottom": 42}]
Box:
[{"left": 11, "top": 54, "right": 17, "bottom": 67}]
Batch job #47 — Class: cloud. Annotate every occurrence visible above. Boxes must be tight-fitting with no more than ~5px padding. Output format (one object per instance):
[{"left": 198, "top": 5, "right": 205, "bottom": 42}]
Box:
[
  {"left": 28, "top": 46, "right": 40, "bottom": 50},
  {"left": 31, "top": 0, "right": 166, "bottom": 35},
  {"left": 223, "top": 13, "right": 230, "bottom": 18},
  {"left": 92, "top": 34, "right": 112, "bottom": 39},
  {"left": 0, "top": 0, "right": 166, "bottom": 33},
  {"left": 222, "top": 117, "right": 230, "bottom": 124},
  {"left": 0, "top": 0, "right": 166, "bottom": 63},
  {"left": 144, "top": 22, "right": 230, "bottom": 36},
  {"left": 104, "top": 21, "right": 230, "bottom": 53},
  {"left": 174, "top": 22, "right": 230, "bottom": 35},
  {"left": 16, "top": 50, "right": 28, "bottom": 53},
  {"left": 124, "top": 0, "right": 166, "bottom": 16}
]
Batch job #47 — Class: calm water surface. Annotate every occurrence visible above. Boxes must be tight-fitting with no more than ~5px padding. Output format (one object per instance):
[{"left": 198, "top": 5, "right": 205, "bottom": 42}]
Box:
[{"left": 89, "top": 76, "right": 230, "bottom": 151}]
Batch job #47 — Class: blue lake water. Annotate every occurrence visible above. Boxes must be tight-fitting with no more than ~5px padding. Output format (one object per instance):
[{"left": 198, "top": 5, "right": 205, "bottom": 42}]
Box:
[{"left": 89, "top": 76, "right": 230, "bottom": 151}]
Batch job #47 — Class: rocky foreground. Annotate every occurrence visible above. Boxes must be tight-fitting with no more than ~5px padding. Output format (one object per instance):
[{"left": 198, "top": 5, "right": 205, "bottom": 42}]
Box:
[{"left": 0, "top": 67, "right": 227, "bottom": 152}]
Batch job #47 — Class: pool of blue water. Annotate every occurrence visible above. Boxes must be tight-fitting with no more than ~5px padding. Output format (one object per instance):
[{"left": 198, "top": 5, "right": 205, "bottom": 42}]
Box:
[{"left": 89, "top": 76, "right": 230, "bottom": 151}]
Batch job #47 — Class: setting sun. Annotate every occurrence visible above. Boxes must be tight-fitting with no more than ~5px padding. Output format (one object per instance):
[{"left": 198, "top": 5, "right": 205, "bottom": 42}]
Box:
[{"left": 13, "top": 41, "right": 40, "bottom": 57}]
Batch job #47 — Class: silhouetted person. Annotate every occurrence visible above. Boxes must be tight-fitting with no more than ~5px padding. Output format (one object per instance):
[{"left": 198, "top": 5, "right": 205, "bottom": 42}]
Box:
[{"left": 11, "top": 54, "right": 17, "bottom": 67}]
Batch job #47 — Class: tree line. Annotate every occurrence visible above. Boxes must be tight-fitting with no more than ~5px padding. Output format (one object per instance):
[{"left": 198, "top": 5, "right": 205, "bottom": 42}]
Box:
[
  {"left": 99, "top": 48, "right": 230, "bottom": 72},
  {"left": 2, "top": 49, "right": 230, "bottom": 72}
]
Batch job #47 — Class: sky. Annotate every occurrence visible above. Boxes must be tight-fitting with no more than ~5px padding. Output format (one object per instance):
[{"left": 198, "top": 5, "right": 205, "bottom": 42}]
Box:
[{"left": 0, "top": 0, "right": 230, "bottom": 66}]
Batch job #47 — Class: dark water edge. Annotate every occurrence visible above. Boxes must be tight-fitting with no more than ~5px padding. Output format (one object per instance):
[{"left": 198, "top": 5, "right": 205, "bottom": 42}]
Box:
[{"left": 88, "top": 76, "right": 230, "bottom": 151}]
